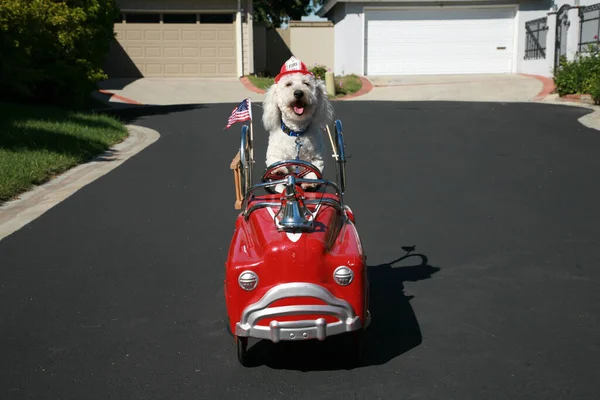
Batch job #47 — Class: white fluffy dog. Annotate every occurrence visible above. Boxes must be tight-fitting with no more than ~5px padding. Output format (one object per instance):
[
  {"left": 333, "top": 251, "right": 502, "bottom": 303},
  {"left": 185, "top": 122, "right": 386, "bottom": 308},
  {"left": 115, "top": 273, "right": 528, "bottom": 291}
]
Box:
[{"left": 262, "top": 57, "right": 333, "bottom": 189}]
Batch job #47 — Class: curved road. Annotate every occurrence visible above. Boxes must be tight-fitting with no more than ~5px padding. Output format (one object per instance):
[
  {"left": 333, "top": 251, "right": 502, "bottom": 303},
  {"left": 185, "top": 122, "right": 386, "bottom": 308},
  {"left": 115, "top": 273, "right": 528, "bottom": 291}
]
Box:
[{"left": 1, "top": 101, "right": 599, "bottom": 399}]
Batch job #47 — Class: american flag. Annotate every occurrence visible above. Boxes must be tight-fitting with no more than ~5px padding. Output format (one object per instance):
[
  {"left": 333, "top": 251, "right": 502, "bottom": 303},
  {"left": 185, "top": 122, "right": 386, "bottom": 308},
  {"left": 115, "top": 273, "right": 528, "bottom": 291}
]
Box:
[{"left": 224, "top": 98, "right": 252, "bottom": 129}]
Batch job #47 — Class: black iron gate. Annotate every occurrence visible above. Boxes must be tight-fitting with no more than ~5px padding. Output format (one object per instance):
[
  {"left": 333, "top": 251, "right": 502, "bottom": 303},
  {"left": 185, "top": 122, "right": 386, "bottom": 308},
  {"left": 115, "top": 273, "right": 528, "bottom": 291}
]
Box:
[{"left": 554, "top": 5, "right": 571, "bottom": 70}]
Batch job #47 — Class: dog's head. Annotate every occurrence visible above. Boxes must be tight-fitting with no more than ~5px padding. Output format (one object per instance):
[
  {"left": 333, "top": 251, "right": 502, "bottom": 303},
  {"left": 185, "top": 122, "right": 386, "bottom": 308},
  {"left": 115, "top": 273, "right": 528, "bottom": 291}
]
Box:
[{"left": 262, "top": 72, "right": 333, "bottom": 132}]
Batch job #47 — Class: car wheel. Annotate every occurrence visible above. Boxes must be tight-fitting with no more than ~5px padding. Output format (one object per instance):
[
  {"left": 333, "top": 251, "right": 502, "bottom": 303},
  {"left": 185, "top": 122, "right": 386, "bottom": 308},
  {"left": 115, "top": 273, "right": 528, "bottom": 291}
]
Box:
[
  {"left": 236, "top": 336, "right": 248, "bottom": 366},
  {"left": 347, "top": 329, "right": 364, "bottom": 367}
]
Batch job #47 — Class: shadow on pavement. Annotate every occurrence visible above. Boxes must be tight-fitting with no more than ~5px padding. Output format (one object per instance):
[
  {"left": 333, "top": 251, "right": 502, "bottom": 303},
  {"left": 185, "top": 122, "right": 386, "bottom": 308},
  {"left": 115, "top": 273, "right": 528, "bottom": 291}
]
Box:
[
  {"left": 239, "top": 246, "right": 441, "bottom": 371},
  {"left": 97, "top": 104, "right": 208, "bottom": 125}
]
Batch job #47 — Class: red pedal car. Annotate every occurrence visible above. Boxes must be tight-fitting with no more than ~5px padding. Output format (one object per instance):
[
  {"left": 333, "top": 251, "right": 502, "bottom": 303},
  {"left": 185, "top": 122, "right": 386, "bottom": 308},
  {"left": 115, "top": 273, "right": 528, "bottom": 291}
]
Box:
[{"left": 225, "top": 120, "right": 370, "bottom": 366}]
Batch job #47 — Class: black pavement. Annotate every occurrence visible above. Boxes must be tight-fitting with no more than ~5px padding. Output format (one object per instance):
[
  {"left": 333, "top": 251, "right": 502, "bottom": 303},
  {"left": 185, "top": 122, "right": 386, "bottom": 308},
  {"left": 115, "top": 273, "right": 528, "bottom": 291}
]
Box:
[{"left": 1, "top": 101, "right": 600, "bottom": 399}]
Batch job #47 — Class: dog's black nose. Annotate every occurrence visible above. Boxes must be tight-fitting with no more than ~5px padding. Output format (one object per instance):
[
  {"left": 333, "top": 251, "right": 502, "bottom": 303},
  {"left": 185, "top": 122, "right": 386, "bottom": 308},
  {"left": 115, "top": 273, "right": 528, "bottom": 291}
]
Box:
[{"left": 294, "top": 90, "right": 304, "bottom": 99}]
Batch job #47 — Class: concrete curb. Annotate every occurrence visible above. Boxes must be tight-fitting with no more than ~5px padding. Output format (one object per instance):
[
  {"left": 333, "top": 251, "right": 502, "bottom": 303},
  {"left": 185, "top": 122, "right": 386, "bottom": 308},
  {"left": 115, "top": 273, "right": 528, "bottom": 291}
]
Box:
[
  {"left": 520, "top": 74, "right": 556, "bottom": 101},
  {"left": 240, "top": 77, "right": 267, "bottom": 94},
  {"left": 98, "top": 89, "right": 144, "bottom": 105},
  {"left": 0, "top": 125, "right": 160, "bottom": 242},
  {"left": 336, "top": 76, "right": 374, "bottom": 101}
]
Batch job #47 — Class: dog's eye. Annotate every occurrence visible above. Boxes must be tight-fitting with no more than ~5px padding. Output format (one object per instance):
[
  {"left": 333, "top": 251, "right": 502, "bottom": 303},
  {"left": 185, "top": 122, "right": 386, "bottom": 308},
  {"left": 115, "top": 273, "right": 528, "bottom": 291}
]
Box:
[
  {"left": 285, "top": 82, "right": 292, "bottom": 87},
  {"left": 303, "top": 81, "right": 310, "bottom": 87}
]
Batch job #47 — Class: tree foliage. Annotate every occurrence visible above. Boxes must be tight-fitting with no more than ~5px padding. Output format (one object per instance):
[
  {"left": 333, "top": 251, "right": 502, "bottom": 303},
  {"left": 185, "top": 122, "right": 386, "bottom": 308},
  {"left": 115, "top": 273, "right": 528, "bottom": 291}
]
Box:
[
  {"left": 0, "top": 0, "right": 120, "bottom": 105},
  {"left": 253, "top": 0, "right": 325, "bottom": 28}
]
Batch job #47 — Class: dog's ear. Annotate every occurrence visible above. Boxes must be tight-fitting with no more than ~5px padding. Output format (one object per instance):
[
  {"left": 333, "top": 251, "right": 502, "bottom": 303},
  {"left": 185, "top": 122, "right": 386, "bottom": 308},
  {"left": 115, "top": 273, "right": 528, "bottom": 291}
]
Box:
[
  {"left": 314, "top": 80, "right": 334, "bottom": 126},
  {"left": 261, "top": 83, "right": 280, "bottom": 132}
]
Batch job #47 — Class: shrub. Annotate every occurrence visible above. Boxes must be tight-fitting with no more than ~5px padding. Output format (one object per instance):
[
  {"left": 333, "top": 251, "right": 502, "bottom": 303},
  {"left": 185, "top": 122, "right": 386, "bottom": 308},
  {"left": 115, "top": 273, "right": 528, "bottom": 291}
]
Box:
[
  {"left": 553, "top": 44, "right": 600, "bottom": 97},
  {"left": 0, "top": 0, "right": 120, "bottom": 106},
  {"left": 309, "top": 63, "right": 329, "bottom": 81},
  {"left": 591, "top": 76, "right": 600, "bottom": 105}
]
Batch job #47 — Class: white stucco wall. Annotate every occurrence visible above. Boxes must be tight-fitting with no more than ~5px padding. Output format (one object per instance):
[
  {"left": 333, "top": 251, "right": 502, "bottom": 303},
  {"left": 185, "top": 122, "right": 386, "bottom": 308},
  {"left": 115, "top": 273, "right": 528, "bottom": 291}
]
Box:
[
  {"left": 332, "top": 4, "right": 364, "bottom": 75},
  {"left": 516, "top": 0, "right": 553, "bottom": 77},
  {"left": 329, "top": 0, "right": 600, "bottom": 77},
  {"left": 517, "top": 0, "right": 599, "bottom": 77}
]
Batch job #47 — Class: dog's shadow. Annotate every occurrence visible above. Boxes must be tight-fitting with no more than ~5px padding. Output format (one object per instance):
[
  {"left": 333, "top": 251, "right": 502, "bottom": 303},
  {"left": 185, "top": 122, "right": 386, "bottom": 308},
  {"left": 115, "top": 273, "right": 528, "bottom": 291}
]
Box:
[{"left": 240, "top": 245, "right": 440, "bottom": 371}]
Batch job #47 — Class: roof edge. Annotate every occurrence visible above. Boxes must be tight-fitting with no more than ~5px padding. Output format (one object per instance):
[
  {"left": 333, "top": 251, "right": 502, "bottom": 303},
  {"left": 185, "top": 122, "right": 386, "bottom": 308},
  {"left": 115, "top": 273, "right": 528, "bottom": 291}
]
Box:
[{"left": 317, "top": 0, "right": 338, "bottom": 16}]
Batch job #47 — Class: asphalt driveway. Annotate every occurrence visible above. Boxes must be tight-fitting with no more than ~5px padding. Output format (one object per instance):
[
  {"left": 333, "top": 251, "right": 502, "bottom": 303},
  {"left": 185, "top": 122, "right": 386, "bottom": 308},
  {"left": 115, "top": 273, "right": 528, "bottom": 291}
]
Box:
[{"left": 1, "top": 101, "right": 600, "bottom": 399}]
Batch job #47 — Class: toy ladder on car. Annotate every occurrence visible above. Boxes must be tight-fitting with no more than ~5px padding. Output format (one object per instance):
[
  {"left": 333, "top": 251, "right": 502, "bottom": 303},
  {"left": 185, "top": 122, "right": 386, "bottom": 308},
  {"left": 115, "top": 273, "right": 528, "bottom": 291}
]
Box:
[{"left": 229, "top": 121, "right": 347, "bottom": 209}]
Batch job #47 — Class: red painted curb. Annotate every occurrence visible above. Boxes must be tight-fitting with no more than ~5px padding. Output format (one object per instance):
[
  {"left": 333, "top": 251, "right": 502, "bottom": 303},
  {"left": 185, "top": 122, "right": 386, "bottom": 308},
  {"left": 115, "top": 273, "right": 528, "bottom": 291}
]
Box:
[
  {"left": 336, "top": 76, "right": 374, "bottom": 101},
  {"left": 520, "top": 74, "right": 556, "bottom": 101},
  {"left": 98, "top": 89, "right": 143, "bottom": 105},
  {"left": 561, "top": 93, "right": 592, "bottom": 100},
  {"left": 240, "top": 77, "right": 267, "bottom": 94}
]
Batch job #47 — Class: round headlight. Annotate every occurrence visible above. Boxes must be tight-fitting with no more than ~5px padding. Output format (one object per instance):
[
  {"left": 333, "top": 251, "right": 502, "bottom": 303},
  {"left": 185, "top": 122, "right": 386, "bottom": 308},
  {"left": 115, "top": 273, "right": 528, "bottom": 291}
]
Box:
[
  {"left": 238, "top": 271, "right": 258, "bottom": 291},
  {"left": 333, "top": 266, "right": 354, "bottom": 286}
]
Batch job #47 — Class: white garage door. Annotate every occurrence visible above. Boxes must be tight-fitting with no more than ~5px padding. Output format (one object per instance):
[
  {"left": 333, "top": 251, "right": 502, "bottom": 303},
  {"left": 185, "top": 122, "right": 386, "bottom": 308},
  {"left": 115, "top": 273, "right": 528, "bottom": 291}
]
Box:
[{"left": 365, "top": 8, "right": 516, "bottom": 75}]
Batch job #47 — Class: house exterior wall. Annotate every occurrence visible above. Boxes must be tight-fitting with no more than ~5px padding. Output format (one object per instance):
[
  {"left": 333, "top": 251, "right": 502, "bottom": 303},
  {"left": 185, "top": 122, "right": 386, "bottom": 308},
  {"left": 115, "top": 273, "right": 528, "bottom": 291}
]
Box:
[
  {"left": 289, "top": 22, "right": 335, "bottom": 70},
  {"left": 243, "top": 21, "right": 250, "bottom": 74},
  {"left": 516, "top": 0, "right": 553, "bottom": 77},
  {"left": 252, "top": 23, "right": 333, "bottom": 76},
  {"left": 116, "top": 0, "right": 237, "bottom": 11},
  {"left": 327, "top": 0, "right": 600, "bottom": 78},
  {"left": 518, "top": 0, "right": 599, "bottom": 77},
  {"left": 332, "top": 3, "right": 364, "bottom": 75}
]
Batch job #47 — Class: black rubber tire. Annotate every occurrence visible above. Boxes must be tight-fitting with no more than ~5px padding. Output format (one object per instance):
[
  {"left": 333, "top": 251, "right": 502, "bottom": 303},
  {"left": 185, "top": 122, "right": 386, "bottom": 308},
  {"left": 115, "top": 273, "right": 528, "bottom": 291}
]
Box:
[
  {"left": 236, "top": 336, "right": 249, "bottom": 366},
  {"left": 347, "top": 329, "right": 365, "bottom": 367}
]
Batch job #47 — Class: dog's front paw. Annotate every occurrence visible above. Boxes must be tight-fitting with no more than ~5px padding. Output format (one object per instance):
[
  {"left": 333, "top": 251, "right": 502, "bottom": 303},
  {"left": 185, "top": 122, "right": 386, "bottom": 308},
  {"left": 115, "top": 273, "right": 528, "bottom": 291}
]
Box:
[
  {"left": 301, "top": 172, "right": 319, "bottom": 191},
  {"left": 272, "top": 166, "right": 288, "bottom": 176}
]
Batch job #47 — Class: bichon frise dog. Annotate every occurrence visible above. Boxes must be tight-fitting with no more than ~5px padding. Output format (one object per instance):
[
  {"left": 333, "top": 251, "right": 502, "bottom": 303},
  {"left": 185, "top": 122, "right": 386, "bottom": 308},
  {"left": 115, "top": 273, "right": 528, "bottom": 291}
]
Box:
[{"left": 262, "top": 57, "right": 333, "bottom": 189}]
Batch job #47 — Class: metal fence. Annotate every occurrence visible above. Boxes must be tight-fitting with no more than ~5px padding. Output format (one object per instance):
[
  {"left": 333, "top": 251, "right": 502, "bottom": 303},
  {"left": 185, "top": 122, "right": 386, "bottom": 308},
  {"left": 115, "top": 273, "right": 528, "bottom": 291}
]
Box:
[
  {"left": 524, "top": 17, "right": 548, "bottom": 60},
  {"left": 579, "top": 3, "right": 600, "bottom": 52}
]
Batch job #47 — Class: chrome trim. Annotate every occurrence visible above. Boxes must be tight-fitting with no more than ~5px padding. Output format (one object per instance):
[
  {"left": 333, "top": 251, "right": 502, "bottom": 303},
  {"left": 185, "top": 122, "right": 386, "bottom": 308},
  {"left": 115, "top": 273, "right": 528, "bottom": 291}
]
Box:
[
  {"left": 238, "top": 271, "right": 258, "bottom": 291},
  {"left": 277, "top": 175, "right": 314, "bottom": 231},
  {"left": 235, "top": 283, "right": 364, "bottom": 342},
  {"left": 240, "top": 125, "right": 252, "bottom": 195},
  {"left": 243, "top": 198, "right": 345, "bottom": 223},
  {"left": 333, "top": 266, "right": 354, "bottom": 286}
]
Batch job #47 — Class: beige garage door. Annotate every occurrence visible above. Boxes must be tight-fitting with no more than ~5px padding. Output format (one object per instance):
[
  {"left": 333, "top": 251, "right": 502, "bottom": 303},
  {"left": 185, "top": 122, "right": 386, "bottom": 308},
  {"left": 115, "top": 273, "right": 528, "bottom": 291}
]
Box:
[{"left": 113, "top": 15, "right": 236, "bottom": 77}]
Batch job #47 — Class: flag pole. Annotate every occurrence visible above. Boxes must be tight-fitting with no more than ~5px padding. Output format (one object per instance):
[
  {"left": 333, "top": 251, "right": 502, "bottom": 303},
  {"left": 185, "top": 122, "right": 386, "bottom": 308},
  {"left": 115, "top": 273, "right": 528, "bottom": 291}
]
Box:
[
  {"left": 248, "top": 98, "right": 254, "bottom": 163},
  {"left": 325, "top": 124, "right": 338, "bottom": 160}
]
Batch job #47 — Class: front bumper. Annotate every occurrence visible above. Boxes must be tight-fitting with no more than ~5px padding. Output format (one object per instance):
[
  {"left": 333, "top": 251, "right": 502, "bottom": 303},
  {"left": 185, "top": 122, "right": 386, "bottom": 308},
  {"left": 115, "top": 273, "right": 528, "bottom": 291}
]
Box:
[{"left": 235, "top": 283, "right": 370, "bottom": 342}]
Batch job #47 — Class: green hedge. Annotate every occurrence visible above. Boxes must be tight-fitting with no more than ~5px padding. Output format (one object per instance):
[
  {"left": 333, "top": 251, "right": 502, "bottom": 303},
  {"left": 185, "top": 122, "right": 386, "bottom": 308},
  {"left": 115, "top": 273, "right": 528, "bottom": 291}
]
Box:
[
  {"left": 0, "top": 0, "right": 120, "bottom": 106},
  {"left": 553, "top": 44, "right": 600, "bottom": 101}
]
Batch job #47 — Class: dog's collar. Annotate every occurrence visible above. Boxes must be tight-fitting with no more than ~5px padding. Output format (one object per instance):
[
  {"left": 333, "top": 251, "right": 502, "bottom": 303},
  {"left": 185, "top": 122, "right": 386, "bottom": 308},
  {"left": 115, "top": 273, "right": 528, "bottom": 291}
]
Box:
[{"left": 281, "top": 121, "right": 309, "bottom": 137}]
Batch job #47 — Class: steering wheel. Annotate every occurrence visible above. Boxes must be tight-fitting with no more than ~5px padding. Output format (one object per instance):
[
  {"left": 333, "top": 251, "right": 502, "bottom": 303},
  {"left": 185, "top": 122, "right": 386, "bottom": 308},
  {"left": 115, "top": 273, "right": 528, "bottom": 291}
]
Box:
[{"left": 261, "top": 160, "right": 323, "bottom": 193}]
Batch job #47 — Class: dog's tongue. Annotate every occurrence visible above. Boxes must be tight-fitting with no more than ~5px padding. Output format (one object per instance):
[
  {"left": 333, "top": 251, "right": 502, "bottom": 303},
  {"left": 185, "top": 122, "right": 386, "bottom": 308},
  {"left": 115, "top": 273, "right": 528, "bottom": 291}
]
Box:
[{"left": 294, "top": 106, "right": 305, "bottom": 115}]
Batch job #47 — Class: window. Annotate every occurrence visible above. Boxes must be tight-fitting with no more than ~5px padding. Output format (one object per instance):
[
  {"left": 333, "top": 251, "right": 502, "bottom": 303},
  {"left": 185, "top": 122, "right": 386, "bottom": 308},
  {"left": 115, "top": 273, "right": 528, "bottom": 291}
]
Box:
[
  {"left": 199, "top": 14, "right": 234, "bottom": 24},
  {"left": 125, "top": 13, "right": 160, "bottom": 23},
  {"left": 579, "top": 3, "right": 600, "bottom": 53},
  {"left": 524, "top": 17, "right": 548, "bottom": 60},
  {"left": 163, "top": 13, "right": 197, "bottom": 24}
]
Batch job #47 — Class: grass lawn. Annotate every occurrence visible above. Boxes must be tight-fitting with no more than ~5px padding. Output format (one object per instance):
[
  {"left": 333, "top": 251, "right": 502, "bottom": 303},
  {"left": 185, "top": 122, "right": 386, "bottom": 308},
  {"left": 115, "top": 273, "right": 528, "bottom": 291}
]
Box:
[
  {"left": 334, "top": 74, "right": 362, "bottom": 97},
  {"left": 246, "top": 74, "right": 362, "bottom": 98},
  {"left": 247, "top": 75, "right": 275, "bottom": 90},
  {"left": 0, "top": 101, "right": 128, "bottom": 204}
]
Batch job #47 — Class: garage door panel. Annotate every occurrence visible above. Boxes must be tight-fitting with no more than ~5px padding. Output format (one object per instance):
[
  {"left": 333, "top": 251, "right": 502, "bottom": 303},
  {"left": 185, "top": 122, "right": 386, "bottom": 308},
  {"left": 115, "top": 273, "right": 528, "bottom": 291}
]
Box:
[
  {"left": 367, "top": 8, "right": 514, "bottom": 21},
  {"left": 183, "top": 47, "right": 199, "bottom": 57},
  {"left": 144, "top": 30, "right": 161, "bottom": 41},
  {"left": 144, "top": 47, "right": 161, "bottom": 57},
  {"left": 219, "top": 47, "right": 235, "bottom": 57},
  {"left": 164, "top": 47, "right": 181, "bottom": 58},
  {"left": 365, "top": 8, "right": 515, "bottom": 75},
  {"left": 113, "top": 22, "right": 236, "bottom": 77},
  {"left": 126, "top": 30, "right": 143, "bottom": 41},
  {"left": 182, "top": 30, "right": 199, "bottom": 40}
]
